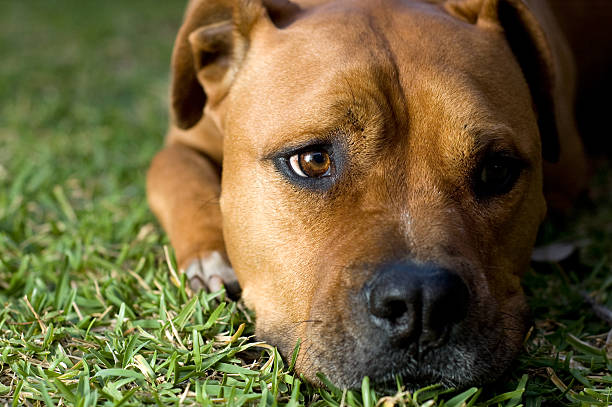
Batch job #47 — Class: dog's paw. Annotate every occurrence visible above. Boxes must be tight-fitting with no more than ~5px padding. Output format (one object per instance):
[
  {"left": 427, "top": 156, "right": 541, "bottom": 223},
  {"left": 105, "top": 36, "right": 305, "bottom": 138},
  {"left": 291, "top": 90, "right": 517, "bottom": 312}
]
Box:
[{"left": 183, "top": 251, "right": 240, "bottom": 297}]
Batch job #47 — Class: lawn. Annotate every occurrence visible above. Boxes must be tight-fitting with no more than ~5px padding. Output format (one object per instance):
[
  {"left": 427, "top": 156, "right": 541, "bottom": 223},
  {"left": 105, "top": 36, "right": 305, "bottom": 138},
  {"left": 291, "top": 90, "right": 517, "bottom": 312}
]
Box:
[{"left": 0, "top": 1, "right": 611, "bottom": 406}]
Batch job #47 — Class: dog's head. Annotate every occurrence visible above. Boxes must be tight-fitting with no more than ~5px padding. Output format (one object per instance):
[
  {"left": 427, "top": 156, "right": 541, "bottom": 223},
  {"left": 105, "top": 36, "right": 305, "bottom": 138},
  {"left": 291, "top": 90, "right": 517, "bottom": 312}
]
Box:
[{"left": 171, "top": 0, "right": 561, "bottom": 388}]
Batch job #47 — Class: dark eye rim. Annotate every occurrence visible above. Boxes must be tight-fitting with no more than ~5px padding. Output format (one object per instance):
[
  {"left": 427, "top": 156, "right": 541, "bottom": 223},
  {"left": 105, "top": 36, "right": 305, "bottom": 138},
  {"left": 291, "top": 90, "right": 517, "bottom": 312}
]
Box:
[
  {"left": 472, "top": 151, "right": 527, "bottom": 199},
  {"left": 271, "top": 142, "right": 343, "bottom": 191}
]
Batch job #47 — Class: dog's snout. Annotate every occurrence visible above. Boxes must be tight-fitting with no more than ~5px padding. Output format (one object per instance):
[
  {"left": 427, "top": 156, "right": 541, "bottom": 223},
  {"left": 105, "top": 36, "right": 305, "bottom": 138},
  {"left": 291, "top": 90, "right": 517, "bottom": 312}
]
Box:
[{"left": 365, "top": 262, "right": 470, "bottom": 348}]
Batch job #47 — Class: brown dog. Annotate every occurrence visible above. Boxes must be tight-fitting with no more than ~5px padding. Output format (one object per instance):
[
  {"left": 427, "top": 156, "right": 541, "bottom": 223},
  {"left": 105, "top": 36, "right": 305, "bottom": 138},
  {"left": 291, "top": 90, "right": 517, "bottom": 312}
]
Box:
[{"left": 147, "top": 0, "right": 601, "bottom": 388}]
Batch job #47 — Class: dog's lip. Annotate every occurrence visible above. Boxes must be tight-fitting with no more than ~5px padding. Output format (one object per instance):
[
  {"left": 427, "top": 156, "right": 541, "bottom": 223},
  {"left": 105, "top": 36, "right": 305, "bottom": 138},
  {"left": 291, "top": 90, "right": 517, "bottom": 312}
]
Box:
[
  {"left": 350, "top": 349, "right": 470, "bottom": 389},
  {"left": 354, "top": 312, "right": 514, "bottom": 388},
  {"left": 321, "top": 287, "right": 514, "bottom": 388}
]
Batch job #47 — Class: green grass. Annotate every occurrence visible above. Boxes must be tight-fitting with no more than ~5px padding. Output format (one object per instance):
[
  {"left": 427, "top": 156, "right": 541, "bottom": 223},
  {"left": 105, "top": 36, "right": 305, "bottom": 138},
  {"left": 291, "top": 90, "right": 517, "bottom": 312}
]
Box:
[{"left": 0, "top": 1, "right": 611, "bottom": 405}]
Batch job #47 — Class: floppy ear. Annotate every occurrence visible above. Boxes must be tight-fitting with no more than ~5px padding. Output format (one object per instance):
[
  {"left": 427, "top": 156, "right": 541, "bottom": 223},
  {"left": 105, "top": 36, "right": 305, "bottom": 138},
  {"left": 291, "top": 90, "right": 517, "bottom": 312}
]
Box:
[
  {"left": 446, "top": 0, "right": 560, "bottom": 162},
  {"left": 170, "top": 0, "right": 270, "bottom": 129}
]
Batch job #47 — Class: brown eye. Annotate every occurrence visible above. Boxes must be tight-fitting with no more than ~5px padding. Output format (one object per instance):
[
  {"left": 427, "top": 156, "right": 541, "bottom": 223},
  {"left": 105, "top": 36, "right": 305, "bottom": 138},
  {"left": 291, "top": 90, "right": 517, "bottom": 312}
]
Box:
[
  {"left": 474, "top": 154, "right": 523, "bottom": 198},
  {"left": 289, "top": 150, "right": 332, "bottom": 178},
  {"left": 480, "top": 162, "right": 510, "bottom": 185}
]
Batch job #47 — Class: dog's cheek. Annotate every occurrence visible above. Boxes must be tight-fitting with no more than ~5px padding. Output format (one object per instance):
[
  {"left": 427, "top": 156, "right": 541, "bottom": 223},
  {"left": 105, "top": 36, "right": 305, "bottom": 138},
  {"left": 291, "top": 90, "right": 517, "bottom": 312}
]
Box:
[
  {"left": 474, "top": 174, "right": 544, "bottom": 368},
  {"left": 220, "top": 153, "right": 324, "bottom": 323},
  {"left": 220, "top": 157, "right": 388, "bottom": 383},
  {"left": 493, "top": 170, "right": 546, "bottom": 277}
]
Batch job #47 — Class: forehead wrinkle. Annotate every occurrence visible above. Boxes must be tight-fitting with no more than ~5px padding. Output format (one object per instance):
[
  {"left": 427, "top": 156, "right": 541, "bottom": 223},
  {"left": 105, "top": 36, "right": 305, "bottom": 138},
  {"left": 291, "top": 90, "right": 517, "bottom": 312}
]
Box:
[
  {"left": 298, "top": 0, "right": 409, "bottom": 133},
  {"left": 362, "top": 10, "right": 409, "bottom": 134},
  {"left": 233, "top": 1, "right": 417, "bottom": 158},
  {"left": 258, "top": 59, "right": 404, "bottom": 158},
  {"left": 325, "top": 72, "right": 403, "bottom": 160},
  {"left": 258, "top": 95, "right": 384, "bottom": 160}
]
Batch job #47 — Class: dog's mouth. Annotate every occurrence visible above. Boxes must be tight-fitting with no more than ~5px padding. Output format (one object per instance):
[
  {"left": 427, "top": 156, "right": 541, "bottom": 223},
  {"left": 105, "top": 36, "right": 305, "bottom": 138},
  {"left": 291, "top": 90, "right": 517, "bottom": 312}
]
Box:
[
  {"left": 362, "top": 321, "right": 513, "bottom": 389},
  {"left": 289, "top": 307, "right": 525, "bottom": 390}
]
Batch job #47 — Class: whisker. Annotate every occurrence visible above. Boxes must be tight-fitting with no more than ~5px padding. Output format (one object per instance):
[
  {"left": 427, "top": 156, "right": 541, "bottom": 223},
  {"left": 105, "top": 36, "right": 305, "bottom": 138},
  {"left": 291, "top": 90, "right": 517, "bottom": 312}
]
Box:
[
  {"left": 291, "top": 319, "right": 323, "bottom": 325},
  {"left": 498, "top": 311, "right": 524, "bottom": 322},
  {"left": 501, "top": 327, "right": 524, "bottom": 332}
]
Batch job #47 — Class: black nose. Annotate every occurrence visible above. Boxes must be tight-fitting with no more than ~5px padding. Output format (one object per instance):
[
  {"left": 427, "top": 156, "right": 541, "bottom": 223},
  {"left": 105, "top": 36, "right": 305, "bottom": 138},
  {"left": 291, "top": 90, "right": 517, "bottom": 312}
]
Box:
[{"left": 364, "top": 261, "right": 470, "bottom": 348}]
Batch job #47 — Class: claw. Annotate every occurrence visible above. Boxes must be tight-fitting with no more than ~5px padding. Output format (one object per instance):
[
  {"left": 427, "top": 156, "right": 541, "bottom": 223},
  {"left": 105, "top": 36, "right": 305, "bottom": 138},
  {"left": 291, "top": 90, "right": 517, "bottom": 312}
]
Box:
[{"left": 183, "top": 251, "right": 240, "bottom": 297}]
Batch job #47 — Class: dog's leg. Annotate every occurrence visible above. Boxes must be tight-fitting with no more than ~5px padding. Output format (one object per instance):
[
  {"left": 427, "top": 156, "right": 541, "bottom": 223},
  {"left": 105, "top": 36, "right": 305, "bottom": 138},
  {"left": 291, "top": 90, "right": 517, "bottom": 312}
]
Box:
[{"left": 146, "top": 143, "right": 238, "bottom": 295}]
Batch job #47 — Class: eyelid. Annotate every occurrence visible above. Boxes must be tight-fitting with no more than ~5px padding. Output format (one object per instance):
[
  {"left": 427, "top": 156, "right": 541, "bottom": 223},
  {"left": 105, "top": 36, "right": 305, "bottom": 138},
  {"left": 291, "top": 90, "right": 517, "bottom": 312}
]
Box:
[
  {"left": 262, "top": 137, "right": 335, "bottom": 161},
  {"left": 489, "top": 152, "right": 528, "bottom": 170},
  {"left": 472, "top": 142, "right": 530, "bottom": 171},
  {"left": 473, "top": 133, "right": 529, "bottom": 160}
]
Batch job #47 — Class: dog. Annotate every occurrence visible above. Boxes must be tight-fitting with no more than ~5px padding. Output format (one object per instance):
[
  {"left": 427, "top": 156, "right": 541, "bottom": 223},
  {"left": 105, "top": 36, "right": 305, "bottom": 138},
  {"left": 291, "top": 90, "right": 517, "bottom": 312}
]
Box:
[{"left": 147, "top": 0, "right": 609, "bottom": 388}]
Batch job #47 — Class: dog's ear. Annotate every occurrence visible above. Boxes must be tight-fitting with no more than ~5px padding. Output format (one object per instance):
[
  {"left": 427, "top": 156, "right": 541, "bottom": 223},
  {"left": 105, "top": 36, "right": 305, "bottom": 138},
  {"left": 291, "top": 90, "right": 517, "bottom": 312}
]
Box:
[
  {"left": 446, "top": 0, "right": 560, "bottom": 162},
  {"left": 171, "top": 0, "right": 272, "bottom": 129}
]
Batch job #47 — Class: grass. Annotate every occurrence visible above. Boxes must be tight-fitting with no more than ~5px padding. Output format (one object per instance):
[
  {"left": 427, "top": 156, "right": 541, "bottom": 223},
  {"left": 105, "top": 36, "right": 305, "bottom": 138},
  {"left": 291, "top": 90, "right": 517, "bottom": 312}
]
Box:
[{"left": 0, "top": 1, "right": 610, "bottom": 405}]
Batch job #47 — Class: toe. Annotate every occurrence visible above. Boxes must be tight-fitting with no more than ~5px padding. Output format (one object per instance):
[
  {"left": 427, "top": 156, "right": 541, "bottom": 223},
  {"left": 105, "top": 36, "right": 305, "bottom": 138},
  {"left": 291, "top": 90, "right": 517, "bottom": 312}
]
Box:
[{"left": 182, "top": 251, "right": 240, "bottom": 297}]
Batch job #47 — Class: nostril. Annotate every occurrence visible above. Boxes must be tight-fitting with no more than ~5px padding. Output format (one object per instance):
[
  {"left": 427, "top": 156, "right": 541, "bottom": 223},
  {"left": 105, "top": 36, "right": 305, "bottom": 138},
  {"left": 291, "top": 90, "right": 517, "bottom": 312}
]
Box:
[
  {"left": 379, "top": 299, "right": 408, "bottom": 321},
  {"left": 369, "top": 290, "right": 420, "bottom": 344},
  {"left": 423, "top": 271, "right": 470, "bottom": 335},
  {"left": 367, "top": 276, "right": 421, "bottom": 341}
]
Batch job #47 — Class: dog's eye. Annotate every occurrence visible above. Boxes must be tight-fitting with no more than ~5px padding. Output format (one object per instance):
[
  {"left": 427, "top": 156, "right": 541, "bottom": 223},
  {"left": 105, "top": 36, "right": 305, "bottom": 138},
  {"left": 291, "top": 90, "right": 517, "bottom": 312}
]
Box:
[
  {"left": 289, "top": 150, "right": 332, "bottom": 178},
  {"left": 474, "top": 154, "right": 523, "bottom": 198}
]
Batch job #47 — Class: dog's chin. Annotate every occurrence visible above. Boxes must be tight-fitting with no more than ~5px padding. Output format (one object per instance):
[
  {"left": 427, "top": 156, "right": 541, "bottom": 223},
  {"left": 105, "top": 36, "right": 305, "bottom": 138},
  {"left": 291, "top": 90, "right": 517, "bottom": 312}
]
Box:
[{"left": 315, "top": 336, "right": 520, "bottom": 390}]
